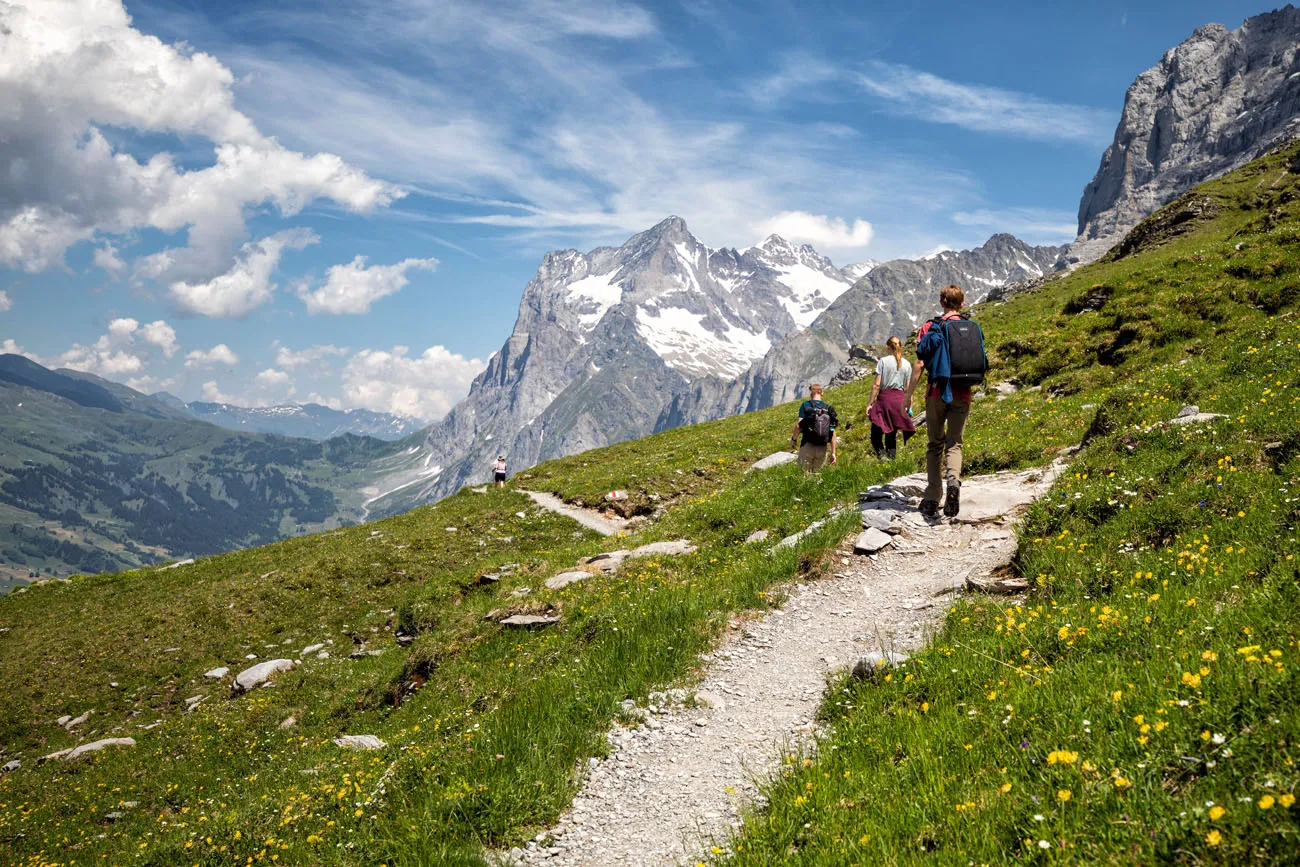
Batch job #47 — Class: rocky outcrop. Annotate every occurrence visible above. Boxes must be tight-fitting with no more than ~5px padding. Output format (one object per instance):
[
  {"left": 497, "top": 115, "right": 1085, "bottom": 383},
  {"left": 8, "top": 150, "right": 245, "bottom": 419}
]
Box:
[{"left": 1071, "top": 6, "right": 1300, "bottom": 263}]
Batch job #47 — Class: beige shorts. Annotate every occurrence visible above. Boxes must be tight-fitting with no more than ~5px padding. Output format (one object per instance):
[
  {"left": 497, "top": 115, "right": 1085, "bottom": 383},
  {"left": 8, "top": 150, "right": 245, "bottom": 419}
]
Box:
[{"left": 798, "top": 443, "right": 828, "bottom": 472}]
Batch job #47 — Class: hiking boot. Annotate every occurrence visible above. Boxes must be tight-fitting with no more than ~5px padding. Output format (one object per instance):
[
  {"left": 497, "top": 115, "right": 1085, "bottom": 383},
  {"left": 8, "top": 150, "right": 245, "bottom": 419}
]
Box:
[
  {"left": 885, "top": 449, "right": 896, "bottom": 460},
  {"left": 919, "top": 499, "right": 940, "bottom": 518},
  {"left": 943, "top": 484, "right": 961, "bottom": 518}
]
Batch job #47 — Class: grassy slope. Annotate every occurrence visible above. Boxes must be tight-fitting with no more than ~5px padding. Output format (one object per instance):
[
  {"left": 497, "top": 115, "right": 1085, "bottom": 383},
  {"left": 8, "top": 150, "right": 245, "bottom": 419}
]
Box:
[
  {"left": 5, "top": 142, "right": 1293, "bottom": 866},
  {"left": 724, "top": 144, "right": 1300, "bottom": 864}
]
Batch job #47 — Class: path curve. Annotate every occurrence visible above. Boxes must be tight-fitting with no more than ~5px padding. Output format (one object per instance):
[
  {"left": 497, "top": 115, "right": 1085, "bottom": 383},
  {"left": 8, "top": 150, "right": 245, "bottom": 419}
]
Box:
[
  {"left": 507, "top": 463, "right": 1062, "bottom": 866},
  {"left": 522, "top": 491, "right": 629, "bottom": 537}
]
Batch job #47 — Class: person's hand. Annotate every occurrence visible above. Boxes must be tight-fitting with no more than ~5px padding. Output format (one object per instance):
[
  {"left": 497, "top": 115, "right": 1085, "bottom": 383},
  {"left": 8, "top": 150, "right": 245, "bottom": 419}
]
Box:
[
  {"left": 829, "top": 452, "right": 838, "bottom": 465},
  {"left": 790, "top": 436, "right": 798, "bottom": 451},
  {"left": 907, "top": 407, "right": 914, "bottom": 417}
]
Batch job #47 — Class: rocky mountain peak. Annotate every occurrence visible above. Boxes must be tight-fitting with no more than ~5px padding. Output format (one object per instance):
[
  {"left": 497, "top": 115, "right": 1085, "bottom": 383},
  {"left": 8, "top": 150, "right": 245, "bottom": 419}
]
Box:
[{"left": 1070, "top": 5, "right": 1300, "bottom": 263}]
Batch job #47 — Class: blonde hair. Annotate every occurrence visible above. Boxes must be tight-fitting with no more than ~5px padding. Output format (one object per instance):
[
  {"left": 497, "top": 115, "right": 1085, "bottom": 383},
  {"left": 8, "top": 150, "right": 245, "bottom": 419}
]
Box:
[
  {"left": 885, "top": 335, "right": 903, "bottom": 366},
  {"left": 940, "top": 284, "right": 965, "bottom": 310}
]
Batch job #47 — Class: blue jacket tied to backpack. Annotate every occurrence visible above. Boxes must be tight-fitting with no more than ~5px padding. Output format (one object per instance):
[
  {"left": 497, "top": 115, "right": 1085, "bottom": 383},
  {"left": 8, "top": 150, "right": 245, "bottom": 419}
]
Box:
[{"left": 916, "top": 321, "right": 955, "bottom": 404}]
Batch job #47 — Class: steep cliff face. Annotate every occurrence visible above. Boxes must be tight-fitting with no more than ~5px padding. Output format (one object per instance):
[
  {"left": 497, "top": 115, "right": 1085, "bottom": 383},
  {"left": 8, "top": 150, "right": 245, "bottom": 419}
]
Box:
[{"left": 1071, "top": 6, "right": 1300, "bottom": 263}]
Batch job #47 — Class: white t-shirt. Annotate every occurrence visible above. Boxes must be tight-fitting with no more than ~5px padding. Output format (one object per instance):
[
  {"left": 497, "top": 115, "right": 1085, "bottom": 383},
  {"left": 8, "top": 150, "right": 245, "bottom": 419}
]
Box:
[
  {"left": 876, "top": 355, "right": 910, "bottom": 391},
  {"left": 494, "top": 460, "right": 507, "bottom": 473}
]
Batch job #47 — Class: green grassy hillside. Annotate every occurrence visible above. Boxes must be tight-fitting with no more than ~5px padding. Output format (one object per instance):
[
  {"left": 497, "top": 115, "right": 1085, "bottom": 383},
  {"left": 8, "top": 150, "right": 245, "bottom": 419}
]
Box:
[
  {"left": 0, "top": 142, "right": 1296, "bottom": 867},
  {"left": 0, "top": 360, "right": 399, "bottom": 585}
]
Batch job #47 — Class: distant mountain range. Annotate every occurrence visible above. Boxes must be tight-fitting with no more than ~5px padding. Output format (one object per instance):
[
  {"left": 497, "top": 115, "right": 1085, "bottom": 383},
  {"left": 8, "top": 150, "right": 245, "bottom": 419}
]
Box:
[
  {"left": 0, "top": 354, "right": 401, "bottom": 591},
  {"left": 154, "top": 396, "right": 425, "bottom": 441}
]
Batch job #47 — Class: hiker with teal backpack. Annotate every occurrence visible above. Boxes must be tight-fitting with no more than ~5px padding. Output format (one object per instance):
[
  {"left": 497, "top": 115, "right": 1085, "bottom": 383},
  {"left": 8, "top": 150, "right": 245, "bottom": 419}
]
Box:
[
  {"left": 906, "top": 284, "right": 987, "bottom": 518},
  {"left": 791, "top": 383, "right": 838, "bottom": 472}
]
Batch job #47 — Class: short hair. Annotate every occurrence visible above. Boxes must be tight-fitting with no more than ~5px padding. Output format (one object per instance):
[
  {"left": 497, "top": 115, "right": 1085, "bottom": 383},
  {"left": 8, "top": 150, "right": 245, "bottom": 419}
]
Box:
[
  {"left": 809, "top": 383, "right": 824, "bottom": 395},
  {"left": 940, "top": 284, "right": 965, "bottom": 310}
]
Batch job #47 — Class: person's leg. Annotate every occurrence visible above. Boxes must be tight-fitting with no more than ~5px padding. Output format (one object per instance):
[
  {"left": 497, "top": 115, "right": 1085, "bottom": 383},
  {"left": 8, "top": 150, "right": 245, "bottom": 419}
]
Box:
[
  {"left": 799, "top": 443, "right": 828, "bottom": 472},
  {"left": 884, "top": 430, "right": 897, "bottom": 450},
  {"left": 924, "top": 395, "right": 947, "bottom": 503},
  {"left": 944, "top": 400, "right": 970, "bottom": 489},
  {"left": 871, "top": 424, "right": 884, "bottom": 458}
]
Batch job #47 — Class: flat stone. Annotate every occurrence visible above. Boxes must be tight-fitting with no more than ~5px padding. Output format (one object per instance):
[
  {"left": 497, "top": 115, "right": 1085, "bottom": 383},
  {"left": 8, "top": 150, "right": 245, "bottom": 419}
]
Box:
[
  {"left": 580, "top": 551, "right": 631, "bottom": 573},
  {"left": 55, "top": 715, "right": 71, "bottom": 726},
  {"left": 1, "top": 760, "right": 19, "bottom": 774},
  {"left": 628, "top": 540, "right": 697, "bottom": 558},
  {"left": 232, "top": 659, "right": 295, "bottom": 694},
  {"left": 301, "top": 643, "right": 326, "bottom": 656},
  {"left": 859, "top": 511, "right": 895, "bottom": 532},
  {"left": 500, "top": 614, "right": 561, "bottom": 628},
  {"left": 65, "top": 711, "right": 91, "bottom": 729},
  {"left": 158, "top": 558, "right": 195, "bottom": 570},
  {"left": 965, "top": 573, "right": 1031, "bottom": 594},
  {"left": 546, "top": 571, "right": 593, "bottom": 590},
  {"left": 851, "top": 651, "right": 910, "bottom": 680},
  {"left": 349, "top": 649, "right": 383, "bottom": 659},
  {"left": 44, "top": 737, "right": 136, "bottom": 762},
  {"left": 104, "top": 812, "right": 124, "bottom": 822},
  {"left": 747, "top": 451, "right": 799, "bottom": 472},
  {"left": 1176, "top": 404, "right": 1200, "bottom": 418},
  {"left": 334, "top": 734, "right": 386, "bottom": 750},
  {"left": 775, "top": 520, "right": 825, "bottom": 550},
  {"left": 279, "top": 715, "right": 297, "bottom": 729},
  {"left": 1170, "top": 411, "right": 1226, "bottom": 426},
  {"left": 853, "top": 528, "right": 893, "bottom": 555},
  {"left": 744, "top": 529, "right": 770, "bottom": 544}
]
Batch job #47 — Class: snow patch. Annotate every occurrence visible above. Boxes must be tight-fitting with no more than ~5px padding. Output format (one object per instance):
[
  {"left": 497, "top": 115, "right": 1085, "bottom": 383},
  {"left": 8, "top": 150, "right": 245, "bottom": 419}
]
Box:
[
  {"left": 566, "top": 272, "right": 624, "bottom": 329},
  {"left": 636, "top": 306, "right": 770, "bottom": 379},
  {"left": 772, "top": 264, "right": 851, "bottom": 327}
]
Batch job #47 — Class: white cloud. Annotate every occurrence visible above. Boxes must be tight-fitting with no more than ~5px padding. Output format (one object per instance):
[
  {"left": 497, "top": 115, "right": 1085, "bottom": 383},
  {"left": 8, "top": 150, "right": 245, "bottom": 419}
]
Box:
[
  {"left": 952, "top": 208, "right": 1078, "bottom": 243},
  {"left": 0, "top": 290, "right": 10, "bottom": 313},
  {"left": 185, "top": 343, "right": 241, "bottom": 368},
  {"left": 0, "top": 0, "right": 399, "bottom": 283},
  {"left": 2, "top": 338, "right": 24, "bottom": 355},
  {"left": 754, "top": 211, "right": 874, "bottom": 250},
  {"left": 254, "top": 368, "right": 292, "bottom": 388},
  {"left": 340, "top": 345, "right": 484, "bottom": 420},
  {"left": 51, "top": 317, "right": 145, "bottom": 377},
  {"left": 274, "top": 343, "right": 348, "bottom": 369},
  {"left": 139, "top": 319, "right": 179, "bottom": 357},
  {"left": 93, "top": 242, "right": 127, "bottom": 278},
  {"left": 169, "top": 229, "right": 318, "bottom": 317},
  {"left": 855, "top": 61, "right": 1113, "bottom": 144},
  {"left": 299, "top": 256, "right": 438, "bottom": 315},
  {"left": 200, "top": 380, "right": 234, "bottom": 403}
]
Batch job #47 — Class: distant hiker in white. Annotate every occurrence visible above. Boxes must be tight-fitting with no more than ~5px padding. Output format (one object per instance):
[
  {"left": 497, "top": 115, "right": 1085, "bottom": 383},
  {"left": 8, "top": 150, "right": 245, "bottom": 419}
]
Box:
[
  {"left": 493, "top": 455, "right": 508, "bottom": 488},
  {"left": 866, "top": 335, "right": 916, "bottom": 460},
  {"left": 791, "top": 384, "right": 838, "bottom": 472}
]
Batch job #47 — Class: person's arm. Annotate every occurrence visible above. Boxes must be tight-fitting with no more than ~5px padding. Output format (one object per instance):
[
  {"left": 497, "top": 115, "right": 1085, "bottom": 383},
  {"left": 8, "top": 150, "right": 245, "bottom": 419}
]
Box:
[
  {"left": 905, "top": 359, "right": 925, "bottom": 402},
  {"left": 867, "top": 375, "right": 881, "bottom": 410},
  {"left": 829, "top": 430, "right": 838, "bottom": 464},
  {"left": 791, "top": 414, "right": 802, "bottom": 449}
]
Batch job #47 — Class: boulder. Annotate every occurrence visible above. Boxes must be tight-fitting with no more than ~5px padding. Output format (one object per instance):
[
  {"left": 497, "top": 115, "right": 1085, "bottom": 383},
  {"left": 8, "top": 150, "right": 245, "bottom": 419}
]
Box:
[
  {"left": 1, "top": 760, "right": 19, "bottom": 774},
  {"left": 499, "top": 614, "right": 561, "bottom": 629},
  {"left": 851, "top": 651, "right": 910, "bottom": 681},
  {"left": 853, "top": 528, "right": 893, "bottom": 555},
  {"left": 747, "top": 451, "right": 799, "bottom": 472},
  {"left": 744, "top": 529, "right": 770, "bottom": 544},
  {"left": 545, "top": 571, "right": 592, "bottom": 590},
  {"left": 334, "top": 735, "right": 386, "bottom": 751},
  {"left": 232, "top": 659, "right": 295, "bottom": 695},
  {"left": 44, "top": 737, "right": 136, "bottom": 762}
]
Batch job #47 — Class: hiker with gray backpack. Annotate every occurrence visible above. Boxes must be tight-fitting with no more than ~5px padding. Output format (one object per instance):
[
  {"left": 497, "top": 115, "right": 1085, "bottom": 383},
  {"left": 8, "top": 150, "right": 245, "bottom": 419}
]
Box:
[
  {"left": 906, "top": 284, "right": 987, "bottom": 518},
  {"left": 790, "top": 383, "right": 838, "bottom": 472}
]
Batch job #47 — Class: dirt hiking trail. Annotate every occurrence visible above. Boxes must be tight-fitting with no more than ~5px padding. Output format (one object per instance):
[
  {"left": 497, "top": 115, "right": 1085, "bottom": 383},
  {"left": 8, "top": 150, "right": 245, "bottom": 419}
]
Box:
[{"left": 504, "top": 463, "right": 1064, "bottom": 866}]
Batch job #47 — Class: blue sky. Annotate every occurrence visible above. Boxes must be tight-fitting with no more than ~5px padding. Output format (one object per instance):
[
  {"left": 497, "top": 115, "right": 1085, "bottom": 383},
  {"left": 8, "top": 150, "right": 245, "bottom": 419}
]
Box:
[{"left": 0, "top": 0, "right": 1273, "bottom": 419}]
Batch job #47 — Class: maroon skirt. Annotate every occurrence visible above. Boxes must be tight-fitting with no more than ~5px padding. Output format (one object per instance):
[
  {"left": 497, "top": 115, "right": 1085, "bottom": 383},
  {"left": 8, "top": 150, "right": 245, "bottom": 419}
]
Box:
[{"left": 868, "top": 388, "right": 916, "bottom": 435}]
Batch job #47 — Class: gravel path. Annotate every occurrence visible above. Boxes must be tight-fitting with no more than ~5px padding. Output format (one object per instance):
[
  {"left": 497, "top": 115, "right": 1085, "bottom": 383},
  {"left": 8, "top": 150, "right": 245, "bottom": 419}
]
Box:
[
  {"left": 522, "top": 491, "right": 630, "bottom": 537},
  {"left": 507, "top": 464, "right": 1062, "bottom": 866}
]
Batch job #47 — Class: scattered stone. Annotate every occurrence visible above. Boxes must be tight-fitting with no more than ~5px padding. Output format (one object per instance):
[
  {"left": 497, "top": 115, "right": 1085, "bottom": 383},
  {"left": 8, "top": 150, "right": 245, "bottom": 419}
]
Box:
[
  {"left": 55, "top": 715, "right": 71, "bottom": 727},
  {"left": 232, "top": 659, "right": 295, "bottom": 695},
  {"left": 184, "top": 695, "right": 204, "bottom": 712},
  {"left": 1176, "top": 404, "right": 1200, "bottom": 418},
  {"left": 396, "top": 635, "right": 415, "bottom": 647},
  {"left": 158, "top": 558, "right": 195, "bottom": 570},
  {"left": 349, "top": 649, "right": 383, "bottom": 659},
  {"left": 853, "top": 528, "right": 893, "bottom": 555},
  {"left": 279, "top": 715, "right": 297, "bottom": 729},
  {"left": 245, "top": 653, "right": 258, "bottom": 660},
  {"left": 965, "top": 573, "right": 1031, "bottom": 594},
  {"left": 64, "top": 711, "right": 91, "bottom": 729},
  {"left": 992, "top": 381, "right": 1019, "bottom": 395},
  {"left": 604, "top": 490, "right": 628, "bottom": 502},
  {"left": 851, "top": 651, "right": 910, "bottom": 680},
  {"left": 747, "top": 451, "right": 798, "bottom": 472},
  {"left": 546, "top": 571, "right": 593, "bottom": 591},
  {"left": 510, "top": 587, "right": 533, "bottom": 598},
  {"left": 104, "top": 812, "right": 124, "bottom": 822},
  {"left": 333, "top": 735, "right": 386, "bottom": 751},
  {"left": 301, "top": 643, "right": 325, "bottom": 656},
  {"left": 1170, "top": 408, "right": 1226, "bottom": 425},
  {"left": 744, "top": 529, "right": 770, "bottom": 544},
  {"left": 1, "top": 760, "right": 19, "bottom": 774},
  {"left": 775, "top": 520, "right": 825, "bottom": 549},
  {"left": 44, "top": 737, "right": 136, "bottom": 762},
  {"left": 859, "top": 511, "right": 895, "bottom": 533},
  {"left": 500, "top": 614, "right": 561, "bottom": 629},
  {"left": 628, "top": 539, "right": 697, "bottom": 558},
  {"left": 580, "top": 551, "right": 631, "bottom": 573},
  {"left": 476, "top": 573, "right": 502, "bottom": 586}
]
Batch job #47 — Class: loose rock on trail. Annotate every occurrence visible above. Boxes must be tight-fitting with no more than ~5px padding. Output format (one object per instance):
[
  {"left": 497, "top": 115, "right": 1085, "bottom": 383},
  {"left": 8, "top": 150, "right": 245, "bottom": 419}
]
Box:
[{"left": 506, "top": 463, "right": 1062, "bottom": 866}]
